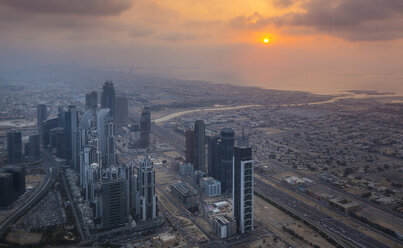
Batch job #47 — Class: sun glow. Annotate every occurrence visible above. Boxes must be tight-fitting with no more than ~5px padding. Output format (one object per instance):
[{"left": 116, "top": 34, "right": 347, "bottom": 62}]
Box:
[{"left": 263, "top": 38, "right": 270, "bottom": 44}]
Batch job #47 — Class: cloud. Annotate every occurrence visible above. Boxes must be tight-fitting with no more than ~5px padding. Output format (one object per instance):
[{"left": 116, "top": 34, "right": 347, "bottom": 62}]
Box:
[
  {"left": 129, "top": 27, "right": 155, "bottom": 37},
  {"left": 232, "top": 0, "right": 403, "bottom": 41},
  {"left": 271, "top": 0, "right": 298, "bottom": 8},
  {"left": 0, "top": 0, "right": 132, "bottom": 16},
  {"left": 157, "top": 32, "right": 199, "bottom": 41}
]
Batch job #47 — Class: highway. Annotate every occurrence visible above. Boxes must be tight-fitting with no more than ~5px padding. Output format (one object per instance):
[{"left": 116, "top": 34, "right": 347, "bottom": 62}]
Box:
[
  {"left": 255, "top": 178, "right": 391, "bottom": 248},
  {"left": 0, "top": 149, "right": 59, "bottom": 238}
]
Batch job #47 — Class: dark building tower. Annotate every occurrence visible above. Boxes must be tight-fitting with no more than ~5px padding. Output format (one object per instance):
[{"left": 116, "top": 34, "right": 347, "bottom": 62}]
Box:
[
  {"left": 101, "top": 180, "right": 126, "bottom": 229},
  {"left": 115, "top": 96, "right": 128, "bottom": 125},
  {"left": 185, "top": 128, "right": 195, "bottom": 164},
  {"left": 85, "top": 91, "right": 98, "bottom": 111},
  {"left": 37, "top": 104, "right": 48, "bottom": 142},
  {"left": 137, "top": 156, "right": 157, "bottom": 221},
  {"left": 0, "top": 173, "right": 14, "bottom": 207},
  {"left": 139, "top": 107, "right": 151, "bottom": 148},
  {"left": 208, "top": 135, "right": 220, "bottom": 180},
  {"left": 65, "top": 105, "right": 78, "bottom": 164},
  {"left": 233, "top": 146, "right": 254, "bottom": 234},
  {"left": 0, "top": 166, "right": 26, "bottom": 207},
  {"left": 220, "top": 128, "right": 235, "bottom": 193},
  {"left": 42, "top": 117, "right": 59, "bottom": 146},
  {"left": 7, "top": 130, "right": 22, "bottom": 163},
  {"left": 194, "top": 120, "right": 205, "bottom": 171},
  {"left": 101, "top": 81, "right": 115, "bottom": 118},
  {"left": 26, "top": 134, "right": 40, "bottom": 159}
]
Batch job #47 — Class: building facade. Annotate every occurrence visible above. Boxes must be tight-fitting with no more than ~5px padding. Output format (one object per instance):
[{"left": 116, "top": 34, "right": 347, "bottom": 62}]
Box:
[{"left": 233, "top": 146, "right": 254, "bottom": 234}]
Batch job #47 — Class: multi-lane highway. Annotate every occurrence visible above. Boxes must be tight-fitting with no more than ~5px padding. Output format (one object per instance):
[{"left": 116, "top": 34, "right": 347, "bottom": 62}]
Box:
[
  {"left": 255, "top": 178, "right": 391, "bottom": 248},
  {"left": 0, "top": 150, "right": 59, "bottom": 238}
]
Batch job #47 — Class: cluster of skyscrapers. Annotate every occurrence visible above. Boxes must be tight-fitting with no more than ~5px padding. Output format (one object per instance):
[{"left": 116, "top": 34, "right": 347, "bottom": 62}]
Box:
[
  {"left": 33, "top": 81, "right": 156, "bottom": 230},
  {"left": 186, "top": 120, "right": 254, "bottom": 234}
]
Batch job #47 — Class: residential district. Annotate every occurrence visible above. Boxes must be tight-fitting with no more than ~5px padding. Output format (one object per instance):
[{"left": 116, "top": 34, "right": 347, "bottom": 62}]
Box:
[{"left": 0, "top": 71, "right": 402, "bottom": 248}]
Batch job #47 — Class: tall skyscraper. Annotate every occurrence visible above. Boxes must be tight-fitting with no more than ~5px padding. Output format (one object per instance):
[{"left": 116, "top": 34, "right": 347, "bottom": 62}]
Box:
[
  {"left": 37, "top": 104, "right": 48, "bottom": 142},
  {"left": 208, "top": 135, "right": 221, "bottom": 180},
  {"left": 220, "top": 128, "right": 235, "bottom": 193},
  {"left": 97, "top": 108, "right": 115, "bottom": 167},
  {"left": 101, "top": 81, "right": 115, "bottom": 118},
  {"left": 185, "top": 128, "right": 195, "bottom": 164},
  {"left": 26, "top": 134, "right": 40, "bottom": 159},
  {"left": 7, "top": 130, "right": 22, "bottom": 163},
  {"left": 137, "top": 156, "right": 157, "bottom": 221},
  {"left": 139, "top": 107, "right": 151, "bottom": 149},
  {"left": 85, "top": 91, "right": 98, "bottom": 111},
  {"left": 194, "top": 120, "right": 205, "bottom": 171},
  {"left": 101, "top": 180, "right": 126, "bottom": 229},
  {"left": 233, "top": 146, "right": 254, "bottom": 234},
  {"left": 65, "top": 105, "right": 78, "bottom": 166},
  {"left": 115, "top": 96, "right": 128, "bottom": 125},
  {"left": 105, "top": 121, "right": 116, "bottom": 167}
]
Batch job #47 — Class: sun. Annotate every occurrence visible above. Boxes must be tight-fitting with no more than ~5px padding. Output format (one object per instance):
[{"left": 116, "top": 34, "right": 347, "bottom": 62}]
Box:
[{"left": 263, "top": 38, "right": 270, "bottom": 44}]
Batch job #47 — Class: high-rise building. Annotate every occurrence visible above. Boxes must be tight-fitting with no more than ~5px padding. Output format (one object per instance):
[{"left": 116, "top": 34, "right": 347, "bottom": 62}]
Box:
[
  {"left": 97, "top": 108, "right": 116, "bottom": 167},
  {"left": 115, "top": 96, "right": 128, "bottom": 125},
  {"left": 185, "top": 128, "right": 195, "bottom": 164},
  {"left": 37, "top": 104, "right": 48, "bottom": 142},
  {"left": 65, "top": 105, "right": 78, "bottom": 165},
  {"left": 55, "top": 128, "right": 66, "bottom": 159},
  {"left": 233, "top": 146, "right": 254, "bottom": 234},
  {"left": 105, "top": 121, "right": 116, "bottom": 167},
  {"left": 208, "top": 135, "right": 220, "bottom": 180},
  {"left": 0, "top": 166, "right": 26, "bottom": 207},
  {"left": 194, "top": 120, "right": 205, "bottom": 171},
  {"left": 7, "top": 130, "right": 22, "bottom": 163},
  {"left": 101, "top": 81, "right": 115, "bottom": 118},
  {"left": 139, "top": 107, "right": 151, "bottom": 149},
  {"left": 137, "top": 156, "right": 157, "bottom": 221},
  {"left": 220, "top": 128, "right": 235, "bottom": 193},
  {"left": 101, "top": 180, "right": 126, "bottom": 229},
  {"left": 0, "top": 173, "right": 15, "bottom": 207},
  {"left": 85, "top": 91, "right": 98, "bottom": 111},
  {"left": 26, "top": 134, "right": 40, "bottom": 159},
  {"left": 42, "top": 117, "right": 59, "bottom": 146}
]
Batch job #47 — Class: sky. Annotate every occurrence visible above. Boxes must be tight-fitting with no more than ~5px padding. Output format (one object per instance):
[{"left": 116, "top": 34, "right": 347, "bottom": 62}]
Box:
[{"left": 0, "top": 0, "right": 402, "bottom": 94}]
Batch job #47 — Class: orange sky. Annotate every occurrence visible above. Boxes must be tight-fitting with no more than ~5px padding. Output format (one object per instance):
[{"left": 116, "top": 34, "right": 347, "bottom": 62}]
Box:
[{"left": 0, "top": 0, "right": 402, "bottom": 94}]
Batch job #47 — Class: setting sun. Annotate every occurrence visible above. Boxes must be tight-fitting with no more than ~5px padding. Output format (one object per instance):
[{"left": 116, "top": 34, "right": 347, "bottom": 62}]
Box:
[{"left": 263, "top": 38, "right": 270, "bottom": 44}]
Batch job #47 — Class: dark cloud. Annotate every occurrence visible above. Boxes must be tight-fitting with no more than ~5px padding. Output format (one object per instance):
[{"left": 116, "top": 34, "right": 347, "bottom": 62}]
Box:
[
  {"left": 0, "top": 0, "right": 132, "bottom": 16},
  {"left": 157, "top": 32, "right": 198, "bottom": 41},
  {"left": 232, "top": 0, "right": 403, "bottom": 41},
  {"left": 272, "top": 0, "right": 298, "bottom": 8},
  {"left": 129, "top": 27, "right": 155, "bottom": 38}
]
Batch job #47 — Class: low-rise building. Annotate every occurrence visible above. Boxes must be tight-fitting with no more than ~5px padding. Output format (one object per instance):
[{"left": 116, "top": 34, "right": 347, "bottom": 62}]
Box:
[{"left": 200, "top": 177, "right": 221, "bottom": 197}]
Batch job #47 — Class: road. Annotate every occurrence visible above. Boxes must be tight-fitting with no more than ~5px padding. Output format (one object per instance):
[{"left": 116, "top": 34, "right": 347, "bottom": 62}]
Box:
[
  {"left": 255, "top": 178, "right": 391, "bottom": 248},
  {"left": 0, "top": 149, "right": 59, "bottom": 238}
]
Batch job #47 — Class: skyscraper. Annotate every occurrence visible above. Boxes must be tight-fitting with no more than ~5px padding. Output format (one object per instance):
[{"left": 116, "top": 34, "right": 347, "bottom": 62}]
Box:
[
  {"left": 101, "top": 179, "right": 126, "bottom": 229},
  {"left": 101, "top": 81, "right": 115, "bottom": 118},
  {"left": 194, "top": 120, "right": 205, "bottom": 171},
  {"left": 97, "top": 108, "right": 115, "bottom": 167},
  {"left": 185, "top": 128, "right": 195, "bottom": 164},
  {"left": 139, "top": 107, "right": 151, "bottom": 149},
  {"left": 85, "top": 91, "right": 98, "bottom": 111},
  {"left": 7, "top": 130, "right": 22, "bottom": 163},
  {"left": 26, "top": 134, "right": 40, "bottom": 159},
  {"left": 208, "top": 135, "right": 220, "bottom": 180},
  {"left": 65, "top": 105, "right": 78, "bottom": 165},
  {"left": 233, "top": 146, "right": 254, "bottom": 234},
  {"left": 137, "top": 156, "right": 157, "bottom": 221},
  {"left": 37, "top": 104, "right": 47, "bottom": 142},
  {"left": 220, "top": 128, "right": 235, "bottom": 193},
  {"left": 115, "top": 96, "right": 128, "bottom": 125}
]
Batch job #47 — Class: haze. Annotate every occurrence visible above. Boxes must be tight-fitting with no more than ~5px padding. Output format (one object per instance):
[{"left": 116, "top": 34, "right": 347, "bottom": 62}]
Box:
[{"left": 0, "top": 0, "right": 403, "bottom": 94}]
